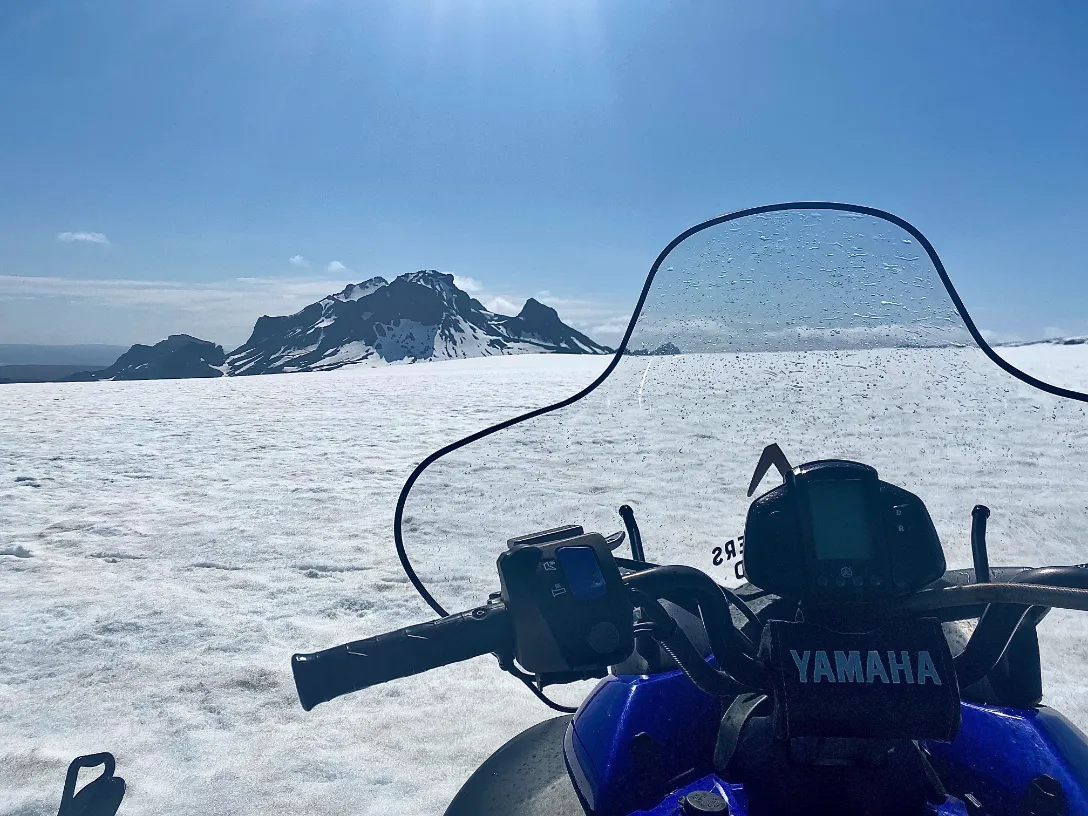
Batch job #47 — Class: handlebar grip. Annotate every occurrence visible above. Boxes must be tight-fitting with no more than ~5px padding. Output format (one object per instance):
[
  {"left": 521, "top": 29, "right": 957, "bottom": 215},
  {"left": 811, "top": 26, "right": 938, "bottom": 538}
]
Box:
[{"left": 291, "top": 603, "right": 511, "bottom": 711}]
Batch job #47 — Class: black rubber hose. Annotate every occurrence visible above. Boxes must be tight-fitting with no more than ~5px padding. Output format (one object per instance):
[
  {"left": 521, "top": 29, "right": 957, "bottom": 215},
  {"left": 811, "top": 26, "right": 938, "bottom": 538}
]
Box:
[
  {"left": 970, "top": 505, "right": 991, "bottom": 582},
  {"left": 632, "top": 590, "right": 753, "bottom": 696},
  {"left": 898, "top": 582, "right": 1088, "bottom": 614},
  {"left": 618, "top": 505, "right": 646, "bottom": 563},
  {"left": 665, "top": 581, "right": 760, "bottom": 670},
  {"left": 625, "top": 565, "right": 766, "bottom": 688},
  {"left": 954, "top": 566, "right": 1088, "bottom": 688},
  {"left": 955, "top": 603, "right": 1035, "bottom": 689}
]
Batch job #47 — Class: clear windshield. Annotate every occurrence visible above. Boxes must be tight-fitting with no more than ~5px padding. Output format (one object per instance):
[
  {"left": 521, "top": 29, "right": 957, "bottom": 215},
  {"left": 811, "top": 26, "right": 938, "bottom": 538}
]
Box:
[{"left": 399, "top": 206, "right": 1088, "bottom": 617}]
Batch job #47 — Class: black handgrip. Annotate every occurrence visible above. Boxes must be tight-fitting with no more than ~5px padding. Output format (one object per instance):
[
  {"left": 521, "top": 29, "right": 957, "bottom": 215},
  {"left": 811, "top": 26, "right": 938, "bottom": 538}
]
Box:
[{"left": 292, "top": 603, "right": 512, "bottom": 711}]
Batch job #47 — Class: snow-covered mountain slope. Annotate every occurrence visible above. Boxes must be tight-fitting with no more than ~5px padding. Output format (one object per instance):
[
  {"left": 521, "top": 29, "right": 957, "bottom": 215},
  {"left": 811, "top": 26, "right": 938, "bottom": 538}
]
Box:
[
  {"left": 226, "top": 270, "right": 611, "bottom": 375},
  {"left": 998, "top": 336, "right": 1088, "bottom": 347},
  {"left": 66, "top": 334, "right": 226, "bottom": 381}
]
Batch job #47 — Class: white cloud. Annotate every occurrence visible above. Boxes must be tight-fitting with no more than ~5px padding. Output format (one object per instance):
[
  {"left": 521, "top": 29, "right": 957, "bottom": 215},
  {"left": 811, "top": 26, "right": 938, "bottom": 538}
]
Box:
[
  {"left": 326, "top": 260, "right": 348, "bottom": 274},
  {"left": 981, "top": 326, "right": 1079, "bottom": 345},
  {"left": 472, "top": 285, "right": 632, "bottom": 342},
  {"left": 0, "top": 274, "right": 352, "bottom": 309},
  {"left": 0, "top": 269, "right": 628, "bottom": 349},
  {"left": 484, "top": 296, "right": 524, "bottom": 315},
  {"left": 288, "top": 255, "right": 309, "bottom": 268},
  {"left": 0, "top": 274, "right": 366, "bottom": 347},
  {"left": 453, "top": 275, "right": 483, "bottom": 293},
  {"left": 591, "top": 320, "right": 632, "bottom": 338},
  {"left": 526, "top": 293, "right": 633, "bottom": 337},
  {"left": 57, "top": 231, "right": 109, "bottom": 245},
  {"left": 980, "top": 328, "right": 1024, "bottom": 345}
]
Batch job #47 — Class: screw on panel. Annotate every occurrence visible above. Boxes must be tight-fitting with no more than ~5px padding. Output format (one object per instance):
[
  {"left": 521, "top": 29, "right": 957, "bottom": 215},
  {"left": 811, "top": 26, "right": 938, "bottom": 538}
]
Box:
[
  {"left": 1022, "top": 774, "right": 1068, "bottom": 816},
  {"left": 680, "top": 789, "right": 729, "bottom": 814}
]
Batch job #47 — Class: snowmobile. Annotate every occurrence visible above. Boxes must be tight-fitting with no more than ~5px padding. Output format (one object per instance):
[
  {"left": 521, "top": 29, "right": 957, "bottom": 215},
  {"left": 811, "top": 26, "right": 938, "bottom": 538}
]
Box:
[
  {"left": 289, "top": 203, "right": 1088, "bottom": 816},
  {"left": 57, "top": 203, "right": 1088, "bottom": 816}
]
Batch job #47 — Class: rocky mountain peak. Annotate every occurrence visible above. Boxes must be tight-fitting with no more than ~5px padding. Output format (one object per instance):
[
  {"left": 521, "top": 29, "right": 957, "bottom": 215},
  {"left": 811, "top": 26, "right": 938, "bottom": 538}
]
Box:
[
  {"left": 67, "top": 335, "right": 226, "bottom": 381},
  {"left": 227, "top": 271, "right": 612, "bottom": 375}
]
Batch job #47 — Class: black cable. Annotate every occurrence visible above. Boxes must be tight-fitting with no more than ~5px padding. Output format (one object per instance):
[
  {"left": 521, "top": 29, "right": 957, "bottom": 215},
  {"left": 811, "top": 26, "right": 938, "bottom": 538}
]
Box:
[
  {"left": 632, "top": 590, "right": 755, "bottom": 696},
  {"left": 497, "top": 655, "right": 579, "bottom": 714},
  {"left": 625, "top": 566, "right": 766, "bottom": 687},
  {"left": 658, "top": 640, "right": 744, "bottom": 697},
  {"left": 665, "top": 590, "right": 758, "bottom": 661},
  {"left": 517, "top": 675, "right": 578, "bottom": 714},
  {"left": 720, "top": 585, "right": 764, "bottom": 635},
  {"left": 726, "top": 586, "right": 772, "bottom": 602},
  {"left": 721, "top": 615, "right": 759, "bottom": 657}
]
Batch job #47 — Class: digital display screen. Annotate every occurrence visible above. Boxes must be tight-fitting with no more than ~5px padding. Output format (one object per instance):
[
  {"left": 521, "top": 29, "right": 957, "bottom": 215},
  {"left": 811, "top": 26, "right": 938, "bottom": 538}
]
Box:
[{"left": 807, "top": 479, "right": 874, "bottom": 560}]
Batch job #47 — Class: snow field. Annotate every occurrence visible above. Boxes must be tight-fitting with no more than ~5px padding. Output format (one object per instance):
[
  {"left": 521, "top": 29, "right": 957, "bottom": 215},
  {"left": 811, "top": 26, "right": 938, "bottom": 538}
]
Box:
[
  {"left": 2, "top": 348, "right": 1087, "bottom": 815},
  {"left": 0, "top": 356, "right": 606, "bottom": 816}
]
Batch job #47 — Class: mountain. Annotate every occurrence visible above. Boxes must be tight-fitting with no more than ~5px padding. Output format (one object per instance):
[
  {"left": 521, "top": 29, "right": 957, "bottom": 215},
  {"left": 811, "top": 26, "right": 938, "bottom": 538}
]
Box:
[
  {"left": 227, "top": 270, "right": 611, "bottom": 375},
  {"left": 3, "top": 273, "right": 612, "bottom": 385},
  {"left": 626, "top": 342, "right": 682, "bottom": 356},
  {"left": 66, "top": 335, "right": 226, "bottom": 381},
  {"left": 997, "top": 336, "right": 1088, "bottom": 347}
]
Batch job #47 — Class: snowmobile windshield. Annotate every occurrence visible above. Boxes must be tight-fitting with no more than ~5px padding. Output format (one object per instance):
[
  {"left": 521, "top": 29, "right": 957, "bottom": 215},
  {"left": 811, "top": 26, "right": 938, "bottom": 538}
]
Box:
[{"left": 397, "top": 204, "right": 1088, "bottom": 615}]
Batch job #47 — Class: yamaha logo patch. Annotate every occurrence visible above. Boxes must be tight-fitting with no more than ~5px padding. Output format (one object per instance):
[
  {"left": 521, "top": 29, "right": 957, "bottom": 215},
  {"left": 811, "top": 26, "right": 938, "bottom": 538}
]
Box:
[
  {"left": 761, "top": 619, "right": 961, "bottom": 741},
  {"left": 789, "top": 648, "right": 944, "bottom": 686}
]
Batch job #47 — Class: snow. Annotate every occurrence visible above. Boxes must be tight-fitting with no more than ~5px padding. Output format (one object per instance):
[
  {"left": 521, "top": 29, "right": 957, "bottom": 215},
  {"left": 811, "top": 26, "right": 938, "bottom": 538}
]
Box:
[
  {"left": 314, "top": 341, "right": 380, "bottom": 369},
  {"left": 331, "top": 279, "right": 387, "bottom": 304},
  {"left": 0, "top": 356, "right": 606, "bottom": 816},
  {"left": 1000, "top": 344, "right": 1088, "bottom": 393},
  {"left": 2, "top": 348, "right": 1088, "bottom": 815},
  {"left": 433, "top": 316, "right": 542, "bottom": 361}
]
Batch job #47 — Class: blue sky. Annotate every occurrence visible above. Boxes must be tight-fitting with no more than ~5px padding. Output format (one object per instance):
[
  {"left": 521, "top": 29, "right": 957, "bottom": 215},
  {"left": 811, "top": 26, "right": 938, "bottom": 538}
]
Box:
[{"left": 1, "top": 0, "right": 1085, "bottom": 347}]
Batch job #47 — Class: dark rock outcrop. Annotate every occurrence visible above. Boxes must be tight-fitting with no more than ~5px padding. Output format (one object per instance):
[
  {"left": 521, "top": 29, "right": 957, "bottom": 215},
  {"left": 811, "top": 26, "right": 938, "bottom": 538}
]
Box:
[
  {"left": 626, "top": 342, "right": 682, "bottom": 356},
  {"left": 66, "top": 335, "right": 226, "bottom": 381}
]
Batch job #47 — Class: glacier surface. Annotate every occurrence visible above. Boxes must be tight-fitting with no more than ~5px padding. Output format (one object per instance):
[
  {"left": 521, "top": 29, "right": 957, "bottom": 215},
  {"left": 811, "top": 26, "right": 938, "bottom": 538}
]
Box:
[{"left": 1, "top": 348, "right": 1087, "bottom": 815}]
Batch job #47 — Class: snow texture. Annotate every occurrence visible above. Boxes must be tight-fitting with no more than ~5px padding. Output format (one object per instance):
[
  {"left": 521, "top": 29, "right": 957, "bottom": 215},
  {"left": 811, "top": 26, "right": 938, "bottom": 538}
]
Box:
[
  {"left": 1001, "top": 344, "right": 1088, "bottom": 393},
  {"left": 2, "top": 349, "right": 1087, "bottom": 815}
]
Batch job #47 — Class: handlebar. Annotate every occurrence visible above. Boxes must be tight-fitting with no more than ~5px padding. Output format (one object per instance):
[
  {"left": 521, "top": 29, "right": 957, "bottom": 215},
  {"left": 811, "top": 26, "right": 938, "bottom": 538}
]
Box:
[
  {"left": 291, "top": 602, "right": 511, "bottom": 710},
  {"left": 938, "top": 566, "right": 1088, "bottom": 688},
  {"left": 292, "top": 565, "right": 1088, "bottom": 712}
]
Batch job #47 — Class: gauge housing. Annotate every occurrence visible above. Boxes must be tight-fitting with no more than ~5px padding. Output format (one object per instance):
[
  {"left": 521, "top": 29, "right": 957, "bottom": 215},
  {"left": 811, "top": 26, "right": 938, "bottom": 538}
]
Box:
[{"left": 744, "top": 460, "right": 945, "bottom": 600}]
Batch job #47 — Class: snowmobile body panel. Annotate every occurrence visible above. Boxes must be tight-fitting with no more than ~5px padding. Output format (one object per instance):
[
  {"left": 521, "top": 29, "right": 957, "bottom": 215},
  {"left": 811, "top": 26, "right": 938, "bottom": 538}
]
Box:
[
  {"left": 611, "top": 772, "right": 970, "bottom": 815},
  {"left": 565, "top": 669, "right": 721, "bottom": 815},
  {"left": 561, "top": 671, "right": 1088, "bottom": 815},
  {"left": 927, "top": 702, "right": 1088, "bottom": 815}
]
